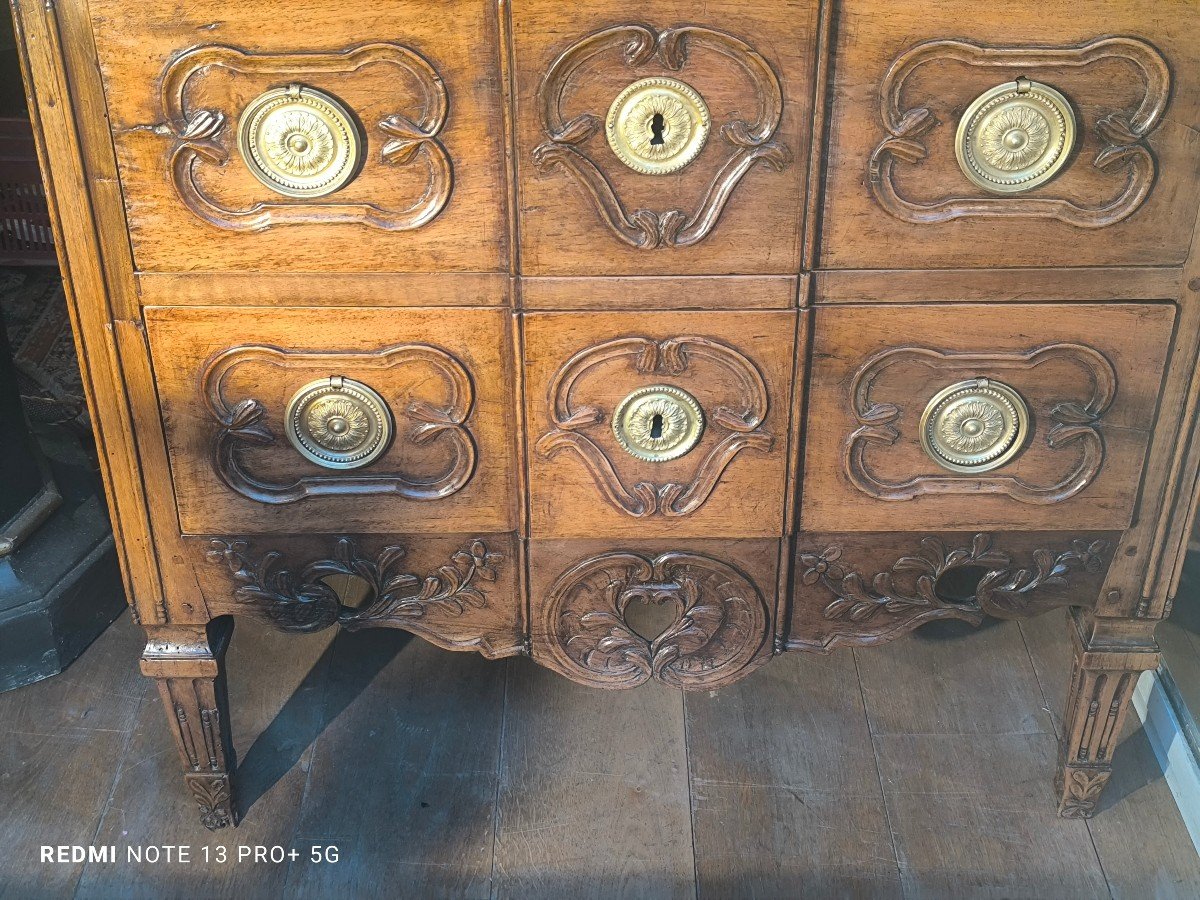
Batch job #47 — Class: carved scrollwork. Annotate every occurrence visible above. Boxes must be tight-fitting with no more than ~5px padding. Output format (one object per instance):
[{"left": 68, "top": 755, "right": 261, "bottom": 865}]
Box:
[
  {"left": 846, "top": 343, "right": 1117, "bottom": 504},
  {"left": 162, "top": 43, "right": 452, "bottom": 231},
  {"left": 533, "top": 24, "right": 791, "bottom": 248},
  {"left": 206, "top": 537, "right": 502, "bottom": 635},
  {"left": 534, "top": 336, "right": 773, "bottom": 517},
  {"left": 204, "top": 343, "right": 476, "bottom": 504},
  {"left": 542, "top": 551, "right": 769, "bottom": 690},
  {"left": 798, "top": 533, "right": 1109, "bottom": 645},
  {"left": 868, "top": 37, "right": 1170, "bottom": 226},
  {"left": 187, "top": 775, "right": 234, "bottom": 831}
]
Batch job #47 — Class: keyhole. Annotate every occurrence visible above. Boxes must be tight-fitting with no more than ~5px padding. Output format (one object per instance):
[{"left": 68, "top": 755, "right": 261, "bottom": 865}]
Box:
[
  {"left": 650, "top": 414, "right": 664, "bottom": 440},
  {"left": 649, "top": 112, "right": 666, "bottom": 146}
]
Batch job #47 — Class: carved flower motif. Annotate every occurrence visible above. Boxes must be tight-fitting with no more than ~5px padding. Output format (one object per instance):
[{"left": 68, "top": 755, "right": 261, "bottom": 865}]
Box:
[
  {"left": 979, "top": 106, "right": 1051, "bottom": 171},
  {"left": 624, "top": 93, "right": 694, "bottom": 161},
  {"left": 263, "top": 110, "right": 337, "bottom": 177},
  {"left": 938, "top": 398, "right": 1006, "bottom": 454},
  {"left": 800, "top": 547, "right": 844, "bottom": 586},
  {"left": 305, "top": 397, "right": 370, "bottom": 452}
]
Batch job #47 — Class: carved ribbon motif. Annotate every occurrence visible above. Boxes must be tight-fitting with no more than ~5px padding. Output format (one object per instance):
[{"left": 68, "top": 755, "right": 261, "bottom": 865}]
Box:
[
  {"left": 846, "top": 343, "right": 1116, "bottom": 503},
  {"left": 543, "top": 551, "right": 769, "bottom": 689},
  {"left": 798, "top": 533, "right": 1109, "bottom": 648},
  {"left": 535, "top": 336, "right": 773, "bottom": 517},
  {"left": 207, "top": 537, "right": 501, "bottom": 635},
  {"left": 162, "top": 43, "right": 452, "bottom": 230},
  {"left": 205, "top": 343, "right": 476, "bottom": 504},
  {"left": 534, "top": 24, "right": 791, "bottom": 248},
  {"left": 868, "top": 37, "right": 1170, "bottom": 226}
]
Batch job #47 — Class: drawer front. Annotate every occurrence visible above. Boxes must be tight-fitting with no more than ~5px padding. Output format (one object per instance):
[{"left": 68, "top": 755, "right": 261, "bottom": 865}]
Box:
[
  {"left": 820, "top": 0, "right": 1200, "bottom": 269},
  {"left": 801, "top": 303, "right": 1174, "bottom": 532},
  {"left": 145, "top": 306, "right": 517, "bottom": 535},
  {"left": 195, "top": 532, "right": 522, "bottom": 658},
  {"left": 524, "top": 310, "right": 801, "bottom": 538},
  {"left": 512, "top": 0, "right": 819, "bottom": 276},
  {"left": 528, "top": 538, "right": 780, "bottom": 690},
  {"left": 89, "top": 0, "right": 507, "bottom": 273},
  {"left": 788, "top": 531, "right": 1115, "bottom": 652}
]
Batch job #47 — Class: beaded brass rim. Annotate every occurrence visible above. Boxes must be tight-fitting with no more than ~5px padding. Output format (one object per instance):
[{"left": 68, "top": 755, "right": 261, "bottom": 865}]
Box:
[
  {"left": 284, "top": 376, "right": 393, "bottom": 470},
  {"left": 612, "top": 385, "right": 705, "bottom": 463},
  {"left": 955, "top": 79, "right": 1076, "bottom": 194},
  {"left": 919, "top": 378, "right": 1030, "bottom": 473},
  {"left": 606, "top": 77, "right": 711, "bottom": 175},
  {"left": 238, "top": 84, "right": 363, "bottom": 198}
]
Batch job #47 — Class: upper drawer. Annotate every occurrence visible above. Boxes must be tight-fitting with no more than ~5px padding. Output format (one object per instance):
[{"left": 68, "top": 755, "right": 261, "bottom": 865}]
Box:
[
  {"left": 801, "top": 303, "right": 1175, "bottom": 532},
  {"left": 88, "top": 0, "right": 508, "bottom": 273},
  {"left": 512, "top": 0, "right": 819, "bottom": 276},
  {"left": 820, "top": 0, "right": 1200, "bottom": 270},
  {"left": 145, "top": 306, "right": 518, "bottom": 535}
]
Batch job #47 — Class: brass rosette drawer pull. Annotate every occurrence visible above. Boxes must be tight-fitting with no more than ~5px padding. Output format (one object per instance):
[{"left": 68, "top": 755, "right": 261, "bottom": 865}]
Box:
[
  {"left": 606, "top": 76, "right": 711, "bottom": 175},
  {"left": 612, "top": 385, "right": 706, "bottom": 463},
  {"left": 920, "top": 378, "right": 1029, "bottom": 473},
  {"left": 238, "top": 84, "right": 364, "bottom": 198},
  {"left": 956, "top": 78, "right": 1076, "bottom": 194},
  {"left": 284, "top": 376, "right": 393, "bottom": 470}
]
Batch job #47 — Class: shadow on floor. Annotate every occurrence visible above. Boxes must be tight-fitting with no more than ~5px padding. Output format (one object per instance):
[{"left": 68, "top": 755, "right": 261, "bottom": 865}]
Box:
[{"left": 235, "top": 627, "right": 413, "bottom": 817}]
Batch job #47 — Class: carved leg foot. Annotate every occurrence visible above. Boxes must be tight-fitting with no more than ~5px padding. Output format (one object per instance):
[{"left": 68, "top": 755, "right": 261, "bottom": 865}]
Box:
[
  {"left": 1056, "top": 614, "right": 1158, "bottom": 818},
  {"left": 140, "top": 619, "right": 237, "bottom": 830}
]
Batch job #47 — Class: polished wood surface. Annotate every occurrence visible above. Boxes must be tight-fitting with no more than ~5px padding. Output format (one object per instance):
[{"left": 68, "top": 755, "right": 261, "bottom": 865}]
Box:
[{"left": 11, "top": 0, "right": 1200, "bottom": 830}]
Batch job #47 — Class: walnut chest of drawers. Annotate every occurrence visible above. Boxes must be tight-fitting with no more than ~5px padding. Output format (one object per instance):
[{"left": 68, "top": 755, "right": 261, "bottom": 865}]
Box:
[{"left": 12, "top": 0, "right": 1200, "bottom": 829}]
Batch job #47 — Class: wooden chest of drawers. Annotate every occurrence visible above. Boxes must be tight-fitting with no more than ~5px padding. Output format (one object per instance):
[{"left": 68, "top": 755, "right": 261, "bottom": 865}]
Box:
[{"left": 12, "top": 0, "right": 1200, "bottom": 829}]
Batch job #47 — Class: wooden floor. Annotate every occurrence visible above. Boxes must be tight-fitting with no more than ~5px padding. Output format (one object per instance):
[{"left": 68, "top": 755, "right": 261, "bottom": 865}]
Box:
[{"left": 2, "top": 611, "right": 1198, "bottom": 899}]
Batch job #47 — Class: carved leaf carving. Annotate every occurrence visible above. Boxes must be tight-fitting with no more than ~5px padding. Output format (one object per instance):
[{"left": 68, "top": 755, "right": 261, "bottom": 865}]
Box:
[{"left": 206, "top": 538, "right": 502, "bottom": 634}]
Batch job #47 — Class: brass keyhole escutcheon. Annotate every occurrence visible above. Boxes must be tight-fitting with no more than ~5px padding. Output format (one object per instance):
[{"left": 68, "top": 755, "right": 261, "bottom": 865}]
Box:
[
  {"left": 606, "top": 77, "right": 711, "bottom": 175},
  {"left": 284, "top": 376, "right": 394, "bottom": 470},
  {"left": 612, "top": 385, "right": 705, "bottom": 463},
  {"left": 238, "top": 84, "right": 364, "bottom": 198},
  {"left": 956, "top": 78, "right": 1076, "bottom": 194},
  {"left": 919, "top": 378, "right": 1030, "bottom": 473}
]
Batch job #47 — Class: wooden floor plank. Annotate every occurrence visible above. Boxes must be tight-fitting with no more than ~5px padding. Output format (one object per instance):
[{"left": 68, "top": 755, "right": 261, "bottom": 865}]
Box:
[
  {"left": 855, "top": 620, "right": 1054, "bottom": 736},
  {"left": 0, "top": 611, "right": 145, "bottom": 900},
  {"left": 74, "top": 618, "right": 335, "bottom": 900},
  {"left": 1017, "top": 611, "right": 1075, "bottom": 737},
  {"left": 492, "top": 658, "right": 694, "bottom": 900},
  {"left": 686, "top": 654, "right": 902, "bottom": 898},
  {"left": 286, "top": 630, "right": 506, "bottom": 900},
  {"left": 1086, "top": 720, "right": 1200, "bottom": 898},
  {"left": 875, "top": 732, "right": 1110, "bottom": 899}
]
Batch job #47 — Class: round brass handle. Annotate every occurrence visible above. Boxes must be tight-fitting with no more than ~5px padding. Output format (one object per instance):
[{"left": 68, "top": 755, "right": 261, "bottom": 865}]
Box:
[
  {"left": 285, "top": 376, "right": 393, "bottom": 470},
  {"left": 606, "top": 77, "right": 711, "bottom": 175},
  {"left": 920, "top": 378, "right": 1029, "bottom": 473},
  {"left": 612, "top": 385, "right": 705, "bottom": 463},
  {"left": 238, "top": 84, "right": 363, "bottom": 198},
  {"left": 955, "top": 78, "right": 1076, "bottom": 194}
]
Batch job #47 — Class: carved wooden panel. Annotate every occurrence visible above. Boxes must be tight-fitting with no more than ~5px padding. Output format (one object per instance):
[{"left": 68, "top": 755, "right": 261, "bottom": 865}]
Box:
[
  {"left": 529, "top": 538, "right": 778, "bottom": 690},
  {"left": 194, "top": 532, "right": 523, "bottom": 659},
  {"left": 524, "top": 311, "right": 801, "bottom": 538},
  {"left": 88, "top": 0, "right": 508, "bottom": 272},
  {"left": 512, "top": 0, "right": 820, "bottom": 276},
  {"left": 868, "top": 37, "right": 1169, "bottom": 228},
  {"left": 820, "top": 0, "right": 1200, "bottom": 269},
  {"left": 788, "top": 531, "right": 1117, "bottom": 653},
  {"left": 145, "top": 306, "right": 517, "bottom": 535},
  {"left": 802, "top": 304, "right": 1174, "bottom": 532},
  {"left": 162, "top": 43, "right": 452, "bottom": 233}
]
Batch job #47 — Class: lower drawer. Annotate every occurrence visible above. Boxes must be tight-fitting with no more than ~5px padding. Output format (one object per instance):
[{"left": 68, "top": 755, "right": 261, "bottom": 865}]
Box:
[
  {"left": 801, "top": 303, "right": 1175, "bottom": 532},
  {"left": 528, "top": 538, "right": 782, "bottom": 690},
  {"left": 788, "top": 530, "right": 1117, "bottom": 653},
  {"left": 192, "top": 532, "right": 523, "bottom": 659}
]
